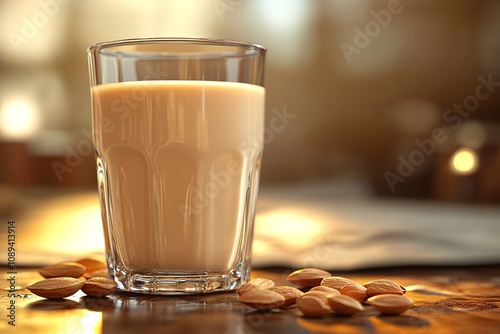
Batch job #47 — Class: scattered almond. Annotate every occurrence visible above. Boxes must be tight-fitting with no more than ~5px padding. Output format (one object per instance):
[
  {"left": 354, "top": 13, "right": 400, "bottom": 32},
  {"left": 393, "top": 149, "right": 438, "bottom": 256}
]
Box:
[
  {"left": 39, "top": 262, "right": 86, "bottom": 279},
  {"left": 364, "top": 279, "right": 405, "bottom": 297},
  {"left": 29, "top": 260, "right": 419, "bottom": 319},
  {"left": 269, "top": 286, "right": 304, "bottom": 308},
  {"left": 327, "top": 294, "right": 364, "bottom": 315},
  {"left": 297, "top": 294, "right": 331, "bottom": 317},
  {"left": 321, "top": 276, "right": 357, "bottom": 290},
  {"left": 82, "top": 277, "right": 117, "bottom": 297},
  {"left": 367, "top": 294, "right": 414, "bottom": 314},
  {"left": 237, "top": 278, "right": 275, "bottom": 296},
  {"left": 287, "top": 268, "right": 331, "bottom": 287},
  {"left": 239, "top": 290, "right": 285, "bottom": 310},
  {"left": 28, "top": 277, "right": 84, "bottom": 299},
  {"left": 77, "top": 258, "right": 107, "bottom": 277},
  {"left": 340, "top": 282, "right": 368, "bottom": 303}
]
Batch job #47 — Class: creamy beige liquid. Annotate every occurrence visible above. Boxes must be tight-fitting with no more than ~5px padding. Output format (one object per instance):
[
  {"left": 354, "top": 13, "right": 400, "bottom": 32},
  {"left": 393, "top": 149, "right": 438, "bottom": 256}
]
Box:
[{"left": 92, "top": 81, "right": 264, "bottom": 273}]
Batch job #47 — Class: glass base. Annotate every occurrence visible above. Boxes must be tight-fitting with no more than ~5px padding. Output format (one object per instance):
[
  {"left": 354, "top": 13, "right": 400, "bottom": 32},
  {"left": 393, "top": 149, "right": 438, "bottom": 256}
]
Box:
[{"left": 110, "top": 267, "right": 249, "bottom": 295}]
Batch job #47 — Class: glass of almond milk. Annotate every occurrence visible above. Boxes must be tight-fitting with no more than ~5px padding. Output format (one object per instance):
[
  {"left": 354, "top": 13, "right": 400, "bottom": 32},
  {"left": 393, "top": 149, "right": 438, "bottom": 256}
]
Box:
[{"left": 87, "top": 38, "right": 266, "bottom": 294}]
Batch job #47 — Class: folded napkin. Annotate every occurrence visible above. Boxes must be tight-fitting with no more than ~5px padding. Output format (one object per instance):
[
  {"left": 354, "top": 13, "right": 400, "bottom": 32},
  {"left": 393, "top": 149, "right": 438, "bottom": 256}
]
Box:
[{"left": 253, "top": 181, "right": 500, "bottom": 269}]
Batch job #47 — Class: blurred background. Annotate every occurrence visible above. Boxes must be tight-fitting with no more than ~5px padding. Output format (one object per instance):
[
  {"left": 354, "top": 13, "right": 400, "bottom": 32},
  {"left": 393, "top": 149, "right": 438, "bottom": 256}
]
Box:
[
  {"left": 1, "top": 0, "right": 500, "bottom": 200},
  {"left": 0, "top": 0, "right": 499, "bottom": 267}
]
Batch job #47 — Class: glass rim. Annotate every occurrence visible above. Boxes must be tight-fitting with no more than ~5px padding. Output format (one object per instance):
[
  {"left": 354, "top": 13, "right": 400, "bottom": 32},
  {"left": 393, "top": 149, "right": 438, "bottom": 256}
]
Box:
[{"left": 87, "top": 37, "right": 266, "bottom": 59}]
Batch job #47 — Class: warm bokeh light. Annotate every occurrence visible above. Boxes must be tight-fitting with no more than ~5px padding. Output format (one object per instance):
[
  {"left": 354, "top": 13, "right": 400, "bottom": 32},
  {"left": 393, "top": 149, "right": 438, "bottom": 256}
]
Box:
[
  {"left": 14, "top": 192, "right": 104, "bottom": 265},
  {"left": 0, "top": 1, "right": 68, "bottom": 64},
  {"left": 257, "top": 209, "right": 325, "bottom": 248},
  {"left": 450, "top": 148, "right": 479, "bottom": 175},
  {"left": 79, "top": 311, "right": 102, "bottom": 334},
  {"left": 252, "top": 239, "right": 273, "bottom": 256},
  {"left": 256, "top": 0, "right": 311, "bottom": 33},
  {"left": 456, "top": 121, "right": 487, "bottom": 150},
  {"left": 0, "top": 97, "right": 41, "bottom": 140},
  {"left": 252, "top": 0, "right": 314, "bottom": 67}
]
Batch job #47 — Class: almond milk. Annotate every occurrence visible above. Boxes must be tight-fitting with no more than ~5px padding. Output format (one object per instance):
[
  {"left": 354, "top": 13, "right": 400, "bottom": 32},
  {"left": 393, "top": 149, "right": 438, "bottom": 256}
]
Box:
[{"left": 92, "top": 80, "right": 264, "bottom": 273}]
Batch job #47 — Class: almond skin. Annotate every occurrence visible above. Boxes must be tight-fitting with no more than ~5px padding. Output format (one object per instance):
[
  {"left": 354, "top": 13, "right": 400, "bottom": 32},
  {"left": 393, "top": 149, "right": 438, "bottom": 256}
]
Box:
[
  {"left": 77, "top": 258, "right": 107, "bottom": 277},
  {"left": 268, "top": 286, "right": 304, "bottom": 308},
  {"left": 237, "top": 278, "right": 275, "bottom": 296},
  {"left": 297, "top": 294, "right": 332, "bottom": 317},
  {"left": 321, "top": 276, "right": 357, "bottom": 290},
  {"left": 239, "top": 290, "right": 285, "bottom": 310},
  {"left": 82, "top": 277, "right": 117, "bottom": 297},
  {"left": 39, "top": 262, "right": 86, "bottom": 279},
  {"left": 85, "top": 269, "right": 109, "bottom": 279},
  {"left": 287, "top": 268, "right": 331, "bottom": 287},
  {"left": 340, "top": 282, "right": 368, "bottom": 303},
  {"left": 298, "top": 290, "right": 330, "bottom": 303},
  {"left": 327, "top": 294, "right": 364, "bottom": 315},
  {"left": 28, "top": 277, "right": 84, "bottom": 299},
  {"left": 310, "top": 286, "right": 340, "bottom": 295},
  {"left": 367, "top": 294, "right": 414, "bottom": 314},
  {"left": 364, "top": 279, "right": 405, "bottom": 297}
]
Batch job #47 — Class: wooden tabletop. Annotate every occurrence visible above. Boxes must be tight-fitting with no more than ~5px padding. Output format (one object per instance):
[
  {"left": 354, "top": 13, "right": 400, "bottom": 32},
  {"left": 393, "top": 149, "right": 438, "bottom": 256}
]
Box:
[{"left": 1, "top": 265, "right": 500, "bottom": 333}]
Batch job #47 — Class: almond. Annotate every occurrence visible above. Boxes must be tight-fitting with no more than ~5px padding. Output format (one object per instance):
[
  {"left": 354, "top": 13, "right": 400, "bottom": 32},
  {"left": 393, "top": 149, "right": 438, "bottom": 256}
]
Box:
[
  {"left": 327, "top": 294, "right": 364, "bottom": 315},
  {"left": 340, "top": 282, "right": 368, "bottom": 303},
  {"left": 287, "top": 268, "right": 330, "bottom": 287},
  {"left": 364, "top": 279, "right": 405, "bottom": 297},
  {"left": 310, "top": 286, "right": 340, "bottom": 295},
  {"left": 297, "top": 294, "right": 331, "bottom": 317},
  {"left": 298, "top": 290, "right": 329, "bottom": 303},
  {"left": 268, "top": 286, "right": 304, "bottom": 308},
  {"left": 320, "top": 276, "right": 357, "bottom": 290},
  {"left": 237, "top": 278, "right": 275, "bottom": 296},
  {"left": 367, "top": 294, "right": 413, "bottom": 314},
  {"left": 39, "top": 262, "right": 86, "bottom": 279},
  {"left": 77, "top": 258, "right": 107, "bottom": 277},
  {"left": 82, "top": 277, "right": 117, "bottom": 297},
  {"left": 28, "top": 277, "right": 84, "bottom": 299},
  {"left": 85, "top": 269, "right": 109, "bottom": 279},
  {"left": 239, "top": 290, "right": 285, "bottom": 310}
]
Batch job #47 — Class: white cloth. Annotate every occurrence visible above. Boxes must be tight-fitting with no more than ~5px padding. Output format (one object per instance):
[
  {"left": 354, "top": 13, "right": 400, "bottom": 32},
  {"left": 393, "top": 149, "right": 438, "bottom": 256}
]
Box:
[{"left": 253, "top": 181, "right": 500, "bottom": 269}]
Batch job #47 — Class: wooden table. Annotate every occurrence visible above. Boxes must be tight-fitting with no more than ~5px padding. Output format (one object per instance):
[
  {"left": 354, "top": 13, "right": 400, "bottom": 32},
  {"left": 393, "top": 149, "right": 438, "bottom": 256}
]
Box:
[{"left": 1, "top": 265, "right": 500, "bottom": 333}]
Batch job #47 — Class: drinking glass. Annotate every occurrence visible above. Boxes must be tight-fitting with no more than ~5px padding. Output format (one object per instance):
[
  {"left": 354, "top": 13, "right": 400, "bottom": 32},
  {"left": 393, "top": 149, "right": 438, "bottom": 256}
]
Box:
[{"left": 87, "top": 38, "right": 266, "bottom": 294}]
